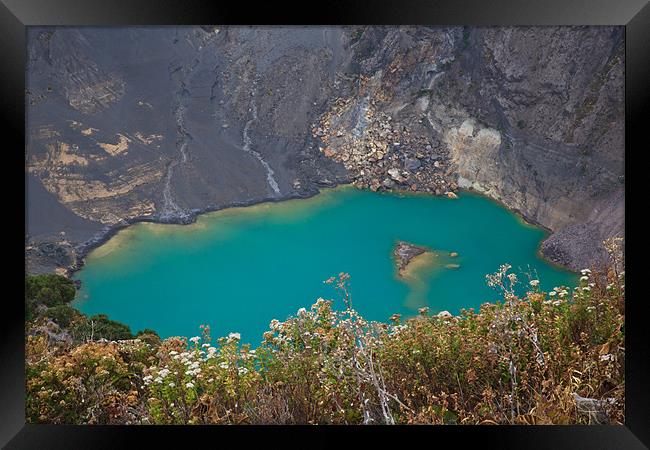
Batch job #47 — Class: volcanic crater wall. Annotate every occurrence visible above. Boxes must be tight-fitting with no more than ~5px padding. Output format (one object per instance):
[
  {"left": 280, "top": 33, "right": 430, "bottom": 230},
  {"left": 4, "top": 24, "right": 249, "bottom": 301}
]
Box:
[{"left": 26, "top": 26, "right": 624, "bottom": 274}]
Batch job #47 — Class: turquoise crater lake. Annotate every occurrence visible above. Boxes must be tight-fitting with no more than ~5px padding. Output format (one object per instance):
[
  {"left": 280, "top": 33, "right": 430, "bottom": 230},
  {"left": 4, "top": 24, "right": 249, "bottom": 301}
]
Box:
[{"left": 73, "top": 187, "right": 577, "bottom": 344}]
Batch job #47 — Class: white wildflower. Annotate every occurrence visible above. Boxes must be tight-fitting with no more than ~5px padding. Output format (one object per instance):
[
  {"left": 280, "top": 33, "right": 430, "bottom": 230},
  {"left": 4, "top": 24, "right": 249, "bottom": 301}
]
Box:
[
  {"left": 185, "top": 382, "right": 195, "bottom": 389},
  {"left": 189, "top": 336, "right": 200, "bottom": 344},
  {"left": 529, "top": 279, "right": 539, "bottom": 287},
  {"left": 228, "top": 332, "right": 241, "bottom": 341}
]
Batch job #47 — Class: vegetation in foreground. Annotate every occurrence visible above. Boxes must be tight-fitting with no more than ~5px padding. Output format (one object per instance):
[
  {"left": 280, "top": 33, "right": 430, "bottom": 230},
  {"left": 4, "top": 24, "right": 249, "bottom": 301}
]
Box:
[{"left": 25, "top": 239, "right": 624, "bottom": 425}]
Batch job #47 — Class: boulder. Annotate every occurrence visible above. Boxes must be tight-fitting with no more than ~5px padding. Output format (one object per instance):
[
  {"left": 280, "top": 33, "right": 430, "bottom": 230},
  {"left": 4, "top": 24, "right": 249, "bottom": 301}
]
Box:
[
  {"left": 388, "top": 168, "right": 405, "bottom": 183},
  {"left": 404, "top": 157, "right": 421, "bottom": 171}
]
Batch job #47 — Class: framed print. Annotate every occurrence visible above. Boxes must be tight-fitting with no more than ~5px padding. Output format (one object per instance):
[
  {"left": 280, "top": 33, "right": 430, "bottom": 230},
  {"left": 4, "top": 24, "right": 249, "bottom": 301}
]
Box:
[{"left": 2, "top": 0, "right": 648, "bottom": 447}]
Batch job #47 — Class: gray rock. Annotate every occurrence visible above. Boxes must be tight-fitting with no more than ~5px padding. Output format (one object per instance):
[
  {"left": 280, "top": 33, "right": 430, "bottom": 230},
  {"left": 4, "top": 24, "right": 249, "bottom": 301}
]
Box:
[{"left": 404, "top": 157, "right": 421, "bottom": 171}]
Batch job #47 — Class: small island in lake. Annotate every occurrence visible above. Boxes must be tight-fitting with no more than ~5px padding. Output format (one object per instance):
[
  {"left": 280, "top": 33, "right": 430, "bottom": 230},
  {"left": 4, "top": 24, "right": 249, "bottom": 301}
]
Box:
[
  {"left": 393, "top": 241, "right": 433, "bottom": 277},
  {"left": 394, "top": 242, "right": 463, "bottom": 278}
]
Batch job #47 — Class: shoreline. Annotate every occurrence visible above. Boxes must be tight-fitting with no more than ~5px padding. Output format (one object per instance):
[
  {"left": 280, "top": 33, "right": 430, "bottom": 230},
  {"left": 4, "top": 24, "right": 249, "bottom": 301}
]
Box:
[
  {"left": 63, "top": 183, "right": 576, "bottom": 282},
  {"left": 68, "top": 182, "right": 341, "bottom": 278}
]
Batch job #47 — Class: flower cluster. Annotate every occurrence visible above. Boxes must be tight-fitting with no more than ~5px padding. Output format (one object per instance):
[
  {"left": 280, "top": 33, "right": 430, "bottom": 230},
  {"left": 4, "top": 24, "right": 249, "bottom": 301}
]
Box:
[{"left": 27, "top": 251, "right": 625, "bottom": 426}]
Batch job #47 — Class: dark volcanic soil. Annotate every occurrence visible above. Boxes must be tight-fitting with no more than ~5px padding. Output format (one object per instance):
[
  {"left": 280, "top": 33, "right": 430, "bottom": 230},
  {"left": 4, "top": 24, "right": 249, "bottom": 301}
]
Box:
[{"left": 26, "top": 26, "right": 624, "bottom": 274}]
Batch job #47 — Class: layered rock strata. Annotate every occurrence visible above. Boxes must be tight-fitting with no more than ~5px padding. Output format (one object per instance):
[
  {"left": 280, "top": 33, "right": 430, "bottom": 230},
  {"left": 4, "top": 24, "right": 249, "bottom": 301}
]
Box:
[{"left": 26, "top": 26, "right": 624, "bottom": 274}]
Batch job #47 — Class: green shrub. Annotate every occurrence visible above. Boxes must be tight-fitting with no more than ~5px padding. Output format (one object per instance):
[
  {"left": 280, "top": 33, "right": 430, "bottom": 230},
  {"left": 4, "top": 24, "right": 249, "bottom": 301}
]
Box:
[
  {"left": 44, "top": 305, "right": 81, "bottom": 329},
  {"left": 135, "top": 329, "right": 162, "bottom": 347},
  {"left": 70, "top": 314, "right": 134, "bottom": 341},
  {"left": 26, "top": 274, "right": 76, "bottom": 306},
  {"left": 25, "top": 274, "right": 76, "bottom": 321}
]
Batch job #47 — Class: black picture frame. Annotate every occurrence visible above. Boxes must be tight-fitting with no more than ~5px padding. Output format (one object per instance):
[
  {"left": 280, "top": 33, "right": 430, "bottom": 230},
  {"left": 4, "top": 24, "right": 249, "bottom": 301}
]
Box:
[{"left": 3, "top": 0, "right": 648, "bottom": 448}]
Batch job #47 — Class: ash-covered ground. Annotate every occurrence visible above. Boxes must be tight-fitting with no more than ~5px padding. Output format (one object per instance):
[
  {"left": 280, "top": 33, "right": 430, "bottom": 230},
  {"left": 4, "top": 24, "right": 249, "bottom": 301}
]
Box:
[{"left": 26, "top": 26, "right": 624, "bottom": 274}]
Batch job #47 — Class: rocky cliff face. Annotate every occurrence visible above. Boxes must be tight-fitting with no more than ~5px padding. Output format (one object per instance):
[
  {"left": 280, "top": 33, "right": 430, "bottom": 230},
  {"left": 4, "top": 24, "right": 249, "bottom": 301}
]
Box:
[{"left": 26, "top": 26, "right": 624, "bottom": 274}]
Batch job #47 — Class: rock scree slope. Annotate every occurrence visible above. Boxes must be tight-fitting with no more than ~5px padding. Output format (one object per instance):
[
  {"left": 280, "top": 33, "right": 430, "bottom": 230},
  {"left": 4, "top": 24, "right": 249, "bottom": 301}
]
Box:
[{"left": 25, "top": 26, "right": 624, "bottom": 274}]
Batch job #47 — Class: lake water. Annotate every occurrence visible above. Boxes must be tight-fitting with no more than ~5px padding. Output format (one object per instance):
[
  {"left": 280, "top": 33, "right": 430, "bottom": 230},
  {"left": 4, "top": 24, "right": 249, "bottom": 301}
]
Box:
[{"left": 73, "top": 187, "right": 577, "bottom": 344}]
